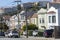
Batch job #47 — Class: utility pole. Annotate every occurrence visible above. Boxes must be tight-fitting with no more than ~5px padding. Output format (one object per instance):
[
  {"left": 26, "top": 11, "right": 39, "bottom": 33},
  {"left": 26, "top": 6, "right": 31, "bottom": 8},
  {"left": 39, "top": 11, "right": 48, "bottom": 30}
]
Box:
[
  {"left": 23, "top": 3, "right": 28, "bottom": 38},
  {"left": 25, "top": 10, "right": 28, "bottom": 38},
  {"left": 14, "top": 0, "right": 21, "bottom": 38}
]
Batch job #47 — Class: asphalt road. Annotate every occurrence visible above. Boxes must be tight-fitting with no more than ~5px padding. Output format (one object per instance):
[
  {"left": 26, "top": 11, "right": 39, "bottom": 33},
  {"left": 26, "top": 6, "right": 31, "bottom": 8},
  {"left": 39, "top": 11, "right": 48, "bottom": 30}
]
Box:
[{"left": 0, "top": 36, "right": 60, "bottom": 40}]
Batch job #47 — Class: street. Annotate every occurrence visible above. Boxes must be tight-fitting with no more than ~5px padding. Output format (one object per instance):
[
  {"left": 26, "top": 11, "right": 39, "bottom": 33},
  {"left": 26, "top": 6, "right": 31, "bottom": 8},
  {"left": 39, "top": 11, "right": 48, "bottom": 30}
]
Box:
[
  {"left": 0, "top": 36, "right": 59, "bottom": 40},
  {"left": 0, "top": 36, "right": 55, "bottom": 40}
]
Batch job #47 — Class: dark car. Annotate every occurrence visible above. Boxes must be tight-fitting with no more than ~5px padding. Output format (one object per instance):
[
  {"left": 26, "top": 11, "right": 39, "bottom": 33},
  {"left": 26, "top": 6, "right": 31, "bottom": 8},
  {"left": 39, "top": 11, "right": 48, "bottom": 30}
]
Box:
[
  {"left": 0, "top": 31, "right": 5, "bottom": 36},
  {"left": 7, "top": 30, "right": 19, "bottom": 38},
  {"left": 43, "top": 29, "right": 54, "bottom": 38},
  {"left": 11, "top": 31, "right": 19, "bottom": 38}
]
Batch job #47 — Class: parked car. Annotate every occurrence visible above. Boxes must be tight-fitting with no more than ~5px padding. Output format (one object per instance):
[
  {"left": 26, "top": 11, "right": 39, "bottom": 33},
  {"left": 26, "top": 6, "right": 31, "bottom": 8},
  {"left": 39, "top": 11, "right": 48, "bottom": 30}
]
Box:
[
  {"left": 0, "top": 31, "right": 5, "bottom": 37},
  {"left": 5, "top": 30, "right": 19, "bottom": 38},
  {"left": 11, "top": 31, "right": 19, "bottom": 38},
  {"left": 23, "top": 31, "right": 27, "bottom": 36},
  {"left": 43, "top": 29, "right": 54, "bottom": 38},
  {"left": 5, "top": 32, "right": 9, "bottom": 37},
  {"left": 33, "top": 31, "right": 38, "bottom": 36}
]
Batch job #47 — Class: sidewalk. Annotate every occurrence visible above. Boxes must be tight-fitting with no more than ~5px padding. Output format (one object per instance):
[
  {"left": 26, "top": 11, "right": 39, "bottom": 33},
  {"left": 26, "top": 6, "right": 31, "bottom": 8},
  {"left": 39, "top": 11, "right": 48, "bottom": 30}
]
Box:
[{"left": 20, "top": 35, "right": 54, "bottom": 40}]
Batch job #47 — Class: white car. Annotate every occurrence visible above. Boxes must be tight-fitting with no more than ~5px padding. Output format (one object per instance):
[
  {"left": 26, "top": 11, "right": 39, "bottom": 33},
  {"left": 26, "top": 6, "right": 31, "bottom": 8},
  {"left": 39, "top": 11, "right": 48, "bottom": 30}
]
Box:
[
  {"left": 23, "top": 31, "right": 27, "bottom": 36},
  {"left": 33, "top": 31, "right": 38, "bottom": 36}
]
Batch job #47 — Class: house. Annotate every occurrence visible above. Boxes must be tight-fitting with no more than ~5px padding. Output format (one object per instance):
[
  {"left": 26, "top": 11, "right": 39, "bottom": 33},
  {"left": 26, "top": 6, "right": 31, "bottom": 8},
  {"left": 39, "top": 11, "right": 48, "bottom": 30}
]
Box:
[
  {"left": 0, "top": 8, "right": 5, "bottom": 15},
  {"left": 53, "top": 0, "right": 60, "bottom": 3},
  {"left": 30, "top": 13, "right": 38, "bottom": 26},
  {"left": 9, "top": 10, "right": 36, "bottom": 29},
  {"left": 47, "top": 6, "right": 58, "bottom": 29},
  {"left": 19, "top": 10, "right": 36, "bottom": 27},
  {"left": 30, "top": 13, "right": 38, "bottom": 25},
  {"left": 10, "top": 15, "right": 18, "bottom": 30},
  {"left": 37, "top": 8, "right": 47, "bottom": 29},
  {"left": 19, "top": 11, "right": 26, "bottom": 28},
  {"left": 47, "top": 2, "right": 60, "bottom": 10}
]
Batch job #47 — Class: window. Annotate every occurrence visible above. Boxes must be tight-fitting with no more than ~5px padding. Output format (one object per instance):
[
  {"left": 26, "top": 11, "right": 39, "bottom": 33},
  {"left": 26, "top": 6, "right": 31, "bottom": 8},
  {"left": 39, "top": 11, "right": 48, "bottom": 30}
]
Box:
[
  {"left": 52, "top": 16, "right": 56, "bottom": 23},
  {"left": 42, "top": 18, "right": 44, "bottom": 23},
  {"left": 49, "top": 16, "right": 56, "bottom": 23},
  {"left": 49, "top": 16, "right": 51, "bottom": 23},
  {"left": 40, "top": 18, "right": 41, "bottom": 23},
  {"left": 21, "top": 15, "right": 24, "bottom": 20},
  {"left": 40, "top": 18, "right": 44, "bottom": 23}
]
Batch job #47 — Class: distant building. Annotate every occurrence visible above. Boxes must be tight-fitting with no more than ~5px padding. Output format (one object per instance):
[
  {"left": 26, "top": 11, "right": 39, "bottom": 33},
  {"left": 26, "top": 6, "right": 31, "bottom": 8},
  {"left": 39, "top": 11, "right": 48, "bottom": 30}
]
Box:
[
  {"left": 47, "top": 2, "right": 60, "bottom": 10},
  {"left": 53, "top": 0, "right": 60, "bottom": 3},
  {"left": 0, "top": 8, "right": 5, "bottom": 15},
  {"left": 49, "top": 2, "right": 60, "bottom": 9}
]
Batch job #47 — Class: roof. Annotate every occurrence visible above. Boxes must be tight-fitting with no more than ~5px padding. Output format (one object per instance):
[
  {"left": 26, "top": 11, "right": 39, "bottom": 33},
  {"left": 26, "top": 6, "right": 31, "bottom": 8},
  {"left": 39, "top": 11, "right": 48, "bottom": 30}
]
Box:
[
  {"left": 20, "top": 10, "right": 25, "bottom": 14},
  {"left": 47, "top": 11, "right": 56, "bottom": 14},
  {"left": 37, "top": 8, "right": 47, "bottom": 13},
  {"left": 3, "top": 15, "right": 11, "bottom": 20},
  {"left": 47, "top": 6, "right": 57, "bottom": 13},
  {"left": 53, "top": 0, "right": 60, "bottom": 3},
  {"left": 31, "top": 13, "right": 38, "bottom": 18},
  {"left": 20, "top": 10, "right": 36, "bottom": 19},
  {"left": 49, "top": 2, "right": 60, "bottom": 9}
]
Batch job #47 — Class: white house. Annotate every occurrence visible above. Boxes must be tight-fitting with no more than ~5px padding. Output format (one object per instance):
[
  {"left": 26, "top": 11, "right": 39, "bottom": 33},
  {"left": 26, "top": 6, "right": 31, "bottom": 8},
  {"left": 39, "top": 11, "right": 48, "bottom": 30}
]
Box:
[
  {"left": 9, "top": 11, "right": 26, "bottom": 29},
  {"left": 47, "top": 6, "right": 58, "bottom": 29},
  {"left": 37, "top": 8, "right": 47, "bottom": 29}
]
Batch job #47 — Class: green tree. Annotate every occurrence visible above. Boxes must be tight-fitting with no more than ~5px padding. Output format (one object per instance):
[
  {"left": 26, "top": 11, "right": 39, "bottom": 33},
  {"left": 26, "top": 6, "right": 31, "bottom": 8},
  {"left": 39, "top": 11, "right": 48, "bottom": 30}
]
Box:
[
  {"left": 22, "top": 24, "right": 38, "bottom": 31},
  {"left": 0, "top": 23, "right": 9, "bottom": 32}
]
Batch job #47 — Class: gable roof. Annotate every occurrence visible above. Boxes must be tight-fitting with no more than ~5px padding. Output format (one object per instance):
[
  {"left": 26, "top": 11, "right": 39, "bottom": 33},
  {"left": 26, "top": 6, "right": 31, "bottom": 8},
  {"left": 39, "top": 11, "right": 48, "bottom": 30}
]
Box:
[
  {"left": 31, "top": 13, "right": 38, "bottom": 18},
  {"left": 19, "top": 10, "right": 36, "bottom": 19},
  {"left": 47, "top": 6, "right": 57, "bottom": 13},
  {"left": 37, "top": 8, "right": 47, "bottom": 14},
  {"left": 3, "top": 15, "right": 11, "bottom": 20},
  {"left": 19, "top": 10, "right": 25, "bottom": 14}
]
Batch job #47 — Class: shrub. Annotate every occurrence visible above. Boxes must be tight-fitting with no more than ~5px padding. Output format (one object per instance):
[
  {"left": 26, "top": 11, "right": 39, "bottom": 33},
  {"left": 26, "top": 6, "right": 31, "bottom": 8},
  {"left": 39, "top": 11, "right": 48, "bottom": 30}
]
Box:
[
  {"left": 38, "top": 31, "right": 43, "bottom": 37},
  {"left": 0, "top": 23, "right": 9, "bottom": 32},
  {"left": 22, "top": 24, "right": 38, "bottom": 31},
  {"left": 28, "top": 30, "right": 33, "bottom": 36}
]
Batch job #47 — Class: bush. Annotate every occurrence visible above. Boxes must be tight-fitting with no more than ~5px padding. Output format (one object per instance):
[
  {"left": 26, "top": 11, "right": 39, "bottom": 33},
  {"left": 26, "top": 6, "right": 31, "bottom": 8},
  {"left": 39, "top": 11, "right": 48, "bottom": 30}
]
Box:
[
  {"left": 0, "top": 23, "right": 9, "bottom": 32},
  {"left": 22, "top": 24, "right": 38, "bottom": 31},
  {"left": 38, "top": 31, "right": 43, "bottom": 37},
  {"left": 28, "top": 30, "right": 33, "bottom": 36}
]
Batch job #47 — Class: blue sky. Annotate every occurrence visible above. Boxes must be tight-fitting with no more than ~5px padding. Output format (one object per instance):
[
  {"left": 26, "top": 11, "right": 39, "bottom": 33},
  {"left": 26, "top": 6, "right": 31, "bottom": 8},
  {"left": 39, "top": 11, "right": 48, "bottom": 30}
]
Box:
[{"left": 0, "top": 0, "right": 51, "bottom": 8}]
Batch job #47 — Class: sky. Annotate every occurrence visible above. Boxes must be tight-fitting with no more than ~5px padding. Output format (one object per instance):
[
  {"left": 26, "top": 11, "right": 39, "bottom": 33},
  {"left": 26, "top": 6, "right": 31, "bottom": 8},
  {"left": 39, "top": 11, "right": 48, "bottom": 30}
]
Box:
[{"left": 0, "top": 0, "right": 51, "bottom": 8}]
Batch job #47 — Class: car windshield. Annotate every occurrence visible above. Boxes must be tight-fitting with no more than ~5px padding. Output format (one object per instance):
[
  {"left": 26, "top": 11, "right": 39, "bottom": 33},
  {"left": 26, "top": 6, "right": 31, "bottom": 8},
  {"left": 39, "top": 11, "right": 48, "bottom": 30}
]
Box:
[{"left": 45, "top": 29, "right": 54, "bottom": 32}]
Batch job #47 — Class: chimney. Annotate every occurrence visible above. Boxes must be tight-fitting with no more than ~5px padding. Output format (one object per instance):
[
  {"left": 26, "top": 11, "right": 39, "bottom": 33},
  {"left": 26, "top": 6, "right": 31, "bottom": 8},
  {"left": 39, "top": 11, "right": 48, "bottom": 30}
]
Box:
[{"left": 47, "top": 2, "right": 49, "bottom": 10}]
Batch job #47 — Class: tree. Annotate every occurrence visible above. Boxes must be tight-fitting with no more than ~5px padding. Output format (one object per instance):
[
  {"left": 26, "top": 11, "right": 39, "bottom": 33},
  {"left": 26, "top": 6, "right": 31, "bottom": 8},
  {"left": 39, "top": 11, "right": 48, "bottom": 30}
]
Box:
[
  {"left": 0, "top": 23, "right": 9, "bottom": 32},
  {"left": 22, "top": 24, "right": 38, "bottom": 31}
]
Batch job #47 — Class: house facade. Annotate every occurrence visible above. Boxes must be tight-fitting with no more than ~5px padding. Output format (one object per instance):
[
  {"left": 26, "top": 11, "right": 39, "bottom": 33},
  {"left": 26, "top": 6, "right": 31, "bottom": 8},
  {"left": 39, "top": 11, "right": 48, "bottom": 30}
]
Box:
[
  {"left": 47, "top": 7, "right": 58, "bottom": 29},
  {"left": 53, "top": 0, "right": 60, "bottom": 3},
  {"left": 37, "top": 8, "right": 47, "bottom": 29},
  {"left": 30, "top": 13, "right": 38, "bottom": 26}
]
